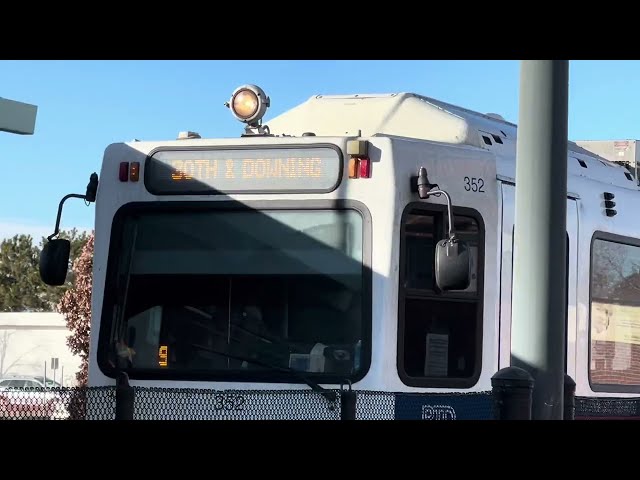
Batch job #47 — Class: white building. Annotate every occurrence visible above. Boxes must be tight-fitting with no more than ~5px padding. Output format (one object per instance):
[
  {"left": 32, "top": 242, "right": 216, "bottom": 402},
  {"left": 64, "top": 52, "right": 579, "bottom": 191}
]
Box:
[{"left": 0, "top": 312, "right": 82, "bottom": 387}]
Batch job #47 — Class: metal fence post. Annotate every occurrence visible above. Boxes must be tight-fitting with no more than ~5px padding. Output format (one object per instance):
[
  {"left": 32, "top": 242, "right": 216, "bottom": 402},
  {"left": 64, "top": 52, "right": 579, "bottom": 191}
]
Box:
[
  {"left": 115, "top": 371, "right": 134, "bottom": 420},
  {"left": 340, "top": 385, "right": 356, "bottom": 421},
  {"left": 491, "top": 366, "right": 534, "bottom": 420},
  {"left": 563, "top": 374, "right": 576, "bottom": 420}
]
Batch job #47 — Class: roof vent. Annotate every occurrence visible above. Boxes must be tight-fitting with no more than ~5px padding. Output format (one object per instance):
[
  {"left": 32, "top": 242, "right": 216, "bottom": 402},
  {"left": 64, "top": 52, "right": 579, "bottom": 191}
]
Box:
[
  {"left": 486, "top": 113, "right": 506, "bottom": 121},
  {"left": 177, "top": 131, "right": 201, "bottom": 140}
]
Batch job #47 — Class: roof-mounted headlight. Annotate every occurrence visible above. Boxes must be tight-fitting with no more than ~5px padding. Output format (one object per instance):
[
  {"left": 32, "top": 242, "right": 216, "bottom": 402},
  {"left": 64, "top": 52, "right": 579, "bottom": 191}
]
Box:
[{"left": 225, "top": 84, "right": 270, "bottom": 126}]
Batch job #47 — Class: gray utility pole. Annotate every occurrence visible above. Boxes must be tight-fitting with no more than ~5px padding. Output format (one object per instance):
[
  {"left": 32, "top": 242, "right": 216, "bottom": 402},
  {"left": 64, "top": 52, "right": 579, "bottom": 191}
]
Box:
[
  {"left": 0, "top": 97, "right": 38, "bottom": 135},
  {"left": 511, "top": 60, "right": 569, "bottom": 420}
]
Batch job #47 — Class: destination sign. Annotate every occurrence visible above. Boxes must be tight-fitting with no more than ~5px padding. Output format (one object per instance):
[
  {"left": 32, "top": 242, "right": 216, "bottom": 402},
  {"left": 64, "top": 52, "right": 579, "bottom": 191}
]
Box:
[{"left": 145, "top": 146, "right": 342, "bottom": 194}]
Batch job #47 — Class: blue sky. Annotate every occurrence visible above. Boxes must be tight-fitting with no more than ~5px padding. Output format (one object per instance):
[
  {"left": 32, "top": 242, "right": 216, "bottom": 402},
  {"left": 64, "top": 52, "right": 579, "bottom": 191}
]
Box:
[{"left": 0, "top": 60, "right": 637, "bottom": 241}]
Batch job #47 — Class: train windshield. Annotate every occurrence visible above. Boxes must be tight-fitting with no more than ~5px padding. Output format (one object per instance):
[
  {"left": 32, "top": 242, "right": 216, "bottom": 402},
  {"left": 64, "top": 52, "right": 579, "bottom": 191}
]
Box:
[{"left": 98, "top": 205, "right": 369, "bottom": 383}]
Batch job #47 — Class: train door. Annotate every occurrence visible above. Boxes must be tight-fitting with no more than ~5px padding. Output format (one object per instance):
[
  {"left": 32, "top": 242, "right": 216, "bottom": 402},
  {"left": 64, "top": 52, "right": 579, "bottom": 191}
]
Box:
[{"left": 498, "top": 183, "right": 578, "bottom": 378}]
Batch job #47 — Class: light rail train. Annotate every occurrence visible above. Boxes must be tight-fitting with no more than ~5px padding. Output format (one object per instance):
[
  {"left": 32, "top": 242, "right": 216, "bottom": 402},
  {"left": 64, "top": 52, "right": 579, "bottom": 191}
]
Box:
[{"left": 40, "top": 85, "right": 640, "bottom": 419}]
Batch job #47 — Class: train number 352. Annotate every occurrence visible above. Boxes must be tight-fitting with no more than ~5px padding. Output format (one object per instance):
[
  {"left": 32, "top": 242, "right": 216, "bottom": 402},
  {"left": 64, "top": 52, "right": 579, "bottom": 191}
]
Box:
[
  {"left": 213, "top": 394, "right": 245, "bottom": 411},
  {"left": 464, "top": 177, "right": 485, "bottom": 193}
]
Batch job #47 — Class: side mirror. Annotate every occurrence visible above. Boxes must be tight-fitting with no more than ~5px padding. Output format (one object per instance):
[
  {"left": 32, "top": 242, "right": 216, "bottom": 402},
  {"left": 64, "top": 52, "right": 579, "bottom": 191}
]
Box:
[
  {"left": 435, "top": 237, "right": 471, "bottom": 291},
  {"left": 39, "top": 172, "right": 99, "bottom": 287},
  {"left": 412, "top": 167, "right": 471, "bottom": 292},
  {"left": 39, "top": 239, "right": 71, "bottom": 286}
]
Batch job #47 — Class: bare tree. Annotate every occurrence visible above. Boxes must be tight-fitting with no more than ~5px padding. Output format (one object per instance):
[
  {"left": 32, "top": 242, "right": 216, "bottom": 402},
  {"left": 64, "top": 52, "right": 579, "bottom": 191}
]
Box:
[
  {"left": 0, "top": 330, "right": 13, "bottom": 376},
  {"left": 592, "top": 239, "right": 640, "bottom": 300}
]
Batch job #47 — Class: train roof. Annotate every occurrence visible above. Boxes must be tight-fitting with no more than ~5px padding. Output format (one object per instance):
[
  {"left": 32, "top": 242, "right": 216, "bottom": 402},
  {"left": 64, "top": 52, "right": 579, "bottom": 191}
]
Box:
[
  {"left": 266, "top": 92, "right": 517, "bottom": 148},
  {"left": 264, "top": 92, "right": 639, "bottom": 191}
]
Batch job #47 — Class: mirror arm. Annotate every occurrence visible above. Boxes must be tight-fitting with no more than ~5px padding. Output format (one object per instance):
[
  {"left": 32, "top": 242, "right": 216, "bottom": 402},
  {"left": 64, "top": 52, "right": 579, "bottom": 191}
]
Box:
[
  {"left": 47, "top": 194, "right": 87, "bottom": 242},
  {"left": 414, "top": 167, "right": 470, "bottom": 292},
  {"left": 46, "top": 172, "right": 99, "bottom": 242},
  {"left": 415, "top": 167, "right": 456, "bottom": 240},
  {"left": 425, "top": 188, "right": 456, "bottom": 240}
]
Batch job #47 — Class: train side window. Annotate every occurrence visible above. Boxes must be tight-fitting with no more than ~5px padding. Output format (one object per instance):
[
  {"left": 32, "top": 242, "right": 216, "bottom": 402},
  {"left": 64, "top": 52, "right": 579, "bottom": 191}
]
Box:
[
  {"left": 397, "top": 204, "right": 484, "bottom": 389},
  {"left": 589, "top": 234, "right": 640, "bottom": 393}
]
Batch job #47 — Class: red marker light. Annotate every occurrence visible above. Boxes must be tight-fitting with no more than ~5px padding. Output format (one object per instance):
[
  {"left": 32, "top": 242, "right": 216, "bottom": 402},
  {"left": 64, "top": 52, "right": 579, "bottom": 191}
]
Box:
[
  {"left": 119, "top": 162, "right": 129, "bottom": 182},
  {"left": 359, "top": 157, "right": 371, "bottom": 178}
]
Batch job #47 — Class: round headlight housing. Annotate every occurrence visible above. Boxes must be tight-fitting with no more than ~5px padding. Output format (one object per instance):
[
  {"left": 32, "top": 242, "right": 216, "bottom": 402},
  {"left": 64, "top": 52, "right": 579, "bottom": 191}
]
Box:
[{"left": 227, "top": 84, "right": 270, "bottom": 125}]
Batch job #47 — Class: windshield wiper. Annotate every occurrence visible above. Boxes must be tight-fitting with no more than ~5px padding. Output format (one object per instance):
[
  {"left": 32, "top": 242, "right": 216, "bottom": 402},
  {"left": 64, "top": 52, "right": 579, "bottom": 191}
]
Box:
[{"left": 190, "top": 342, "right": 339, "bottom": 406}]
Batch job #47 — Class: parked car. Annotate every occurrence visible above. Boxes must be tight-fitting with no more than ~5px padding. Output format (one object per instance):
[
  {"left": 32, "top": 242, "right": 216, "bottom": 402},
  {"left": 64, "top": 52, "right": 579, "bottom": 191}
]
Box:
[
  {"left": 0, "top": 376, "right": 68, "bottom": 419},
  {"left": 28, "top": 376, "right": 63, "bottom": 388}
]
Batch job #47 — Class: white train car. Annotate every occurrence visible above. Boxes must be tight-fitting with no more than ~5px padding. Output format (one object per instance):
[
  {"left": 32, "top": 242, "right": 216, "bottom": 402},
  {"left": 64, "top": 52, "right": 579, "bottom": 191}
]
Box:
[{"left": 40, "top": 86, "right": 640, "bottom": 419}]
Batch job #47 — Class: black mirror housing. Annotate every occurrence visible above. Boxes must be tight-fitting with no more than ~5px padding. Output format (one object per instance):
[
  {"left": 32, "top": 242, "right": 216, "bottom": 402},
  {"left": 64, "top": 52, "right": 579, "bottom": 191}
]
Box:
[
  {"left": 39, "top": 239, "right": 71, "bottom": 286},
  {"left": 435, "top": 238, "right": 471, "bottom": 291}
]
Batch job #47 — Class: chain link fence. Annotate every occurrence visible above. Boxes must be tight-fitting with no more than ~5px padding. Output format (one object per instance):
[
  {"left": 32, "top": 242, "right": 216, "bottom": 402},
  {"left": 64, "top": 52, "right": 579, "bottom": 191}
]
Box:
[
  {"left": 0, "top": 385, "right": 637, "bottom": 420},
  {"left": 575, "top": 396, "right": 640, "bottom": 420}
]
